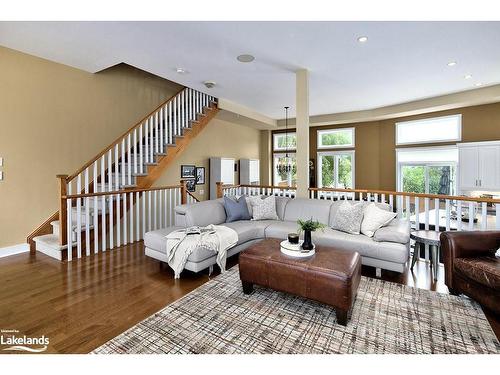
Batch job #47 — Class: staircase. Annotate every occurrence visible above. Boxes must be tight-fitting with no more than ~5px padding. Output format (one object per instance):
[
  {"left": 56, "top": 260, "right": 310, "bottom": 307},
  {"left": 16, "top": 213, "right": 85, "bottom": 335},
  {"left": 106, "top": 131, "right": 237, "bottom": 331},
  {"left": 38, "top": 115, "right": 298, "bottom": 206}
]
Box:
[{"left": 29, "top": 87, "right": 218, "bottom": 261}]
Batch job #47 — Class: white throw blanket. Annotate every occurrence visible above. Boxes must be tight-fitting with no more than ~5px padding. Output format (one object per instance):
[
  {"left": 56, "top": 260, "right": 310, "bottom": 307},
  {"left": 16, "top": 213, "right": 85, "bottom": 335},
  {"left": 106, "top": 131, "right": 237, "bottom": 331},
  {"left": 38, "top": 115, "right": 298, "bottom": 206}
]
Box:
[{"left": 165, "top": 225, "right": 238, "bottom": 279}]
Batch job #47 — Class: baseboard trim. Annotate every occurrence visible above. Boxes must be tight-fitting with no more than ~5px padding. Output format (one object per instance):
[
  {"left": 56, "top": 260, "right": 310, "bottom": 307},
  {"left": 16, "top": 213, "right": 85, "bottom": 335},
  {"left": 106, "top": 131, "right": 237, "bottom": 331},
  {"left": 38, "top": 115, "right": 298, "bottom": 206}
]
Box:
[{"left": 0, "top": 243, "right": 30, "bottom": 258}]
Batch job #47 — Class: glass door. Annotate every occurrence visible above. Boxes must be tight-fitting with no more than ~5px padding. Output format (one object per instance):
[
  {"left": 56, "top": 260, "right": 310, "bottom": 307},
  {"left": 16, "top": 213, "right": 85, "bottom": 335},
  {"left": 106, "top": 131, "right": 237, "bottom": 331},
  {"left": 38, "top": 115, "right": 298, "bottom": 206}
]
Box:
[{"left": 317, "top": 151, "right": 354, "bottom": 189}]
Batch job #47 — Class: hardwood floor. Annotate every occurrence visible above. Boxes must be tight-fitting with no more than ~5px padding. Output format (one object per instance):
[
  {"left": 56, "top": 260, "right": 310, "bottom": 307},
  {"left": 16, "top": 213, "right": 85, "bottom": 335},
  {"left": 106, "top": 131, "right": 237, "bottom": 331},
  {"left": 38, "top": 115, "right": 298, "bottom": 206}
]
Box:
[{"left": 0, "top": 242, "right": 498, "bottom": 353}]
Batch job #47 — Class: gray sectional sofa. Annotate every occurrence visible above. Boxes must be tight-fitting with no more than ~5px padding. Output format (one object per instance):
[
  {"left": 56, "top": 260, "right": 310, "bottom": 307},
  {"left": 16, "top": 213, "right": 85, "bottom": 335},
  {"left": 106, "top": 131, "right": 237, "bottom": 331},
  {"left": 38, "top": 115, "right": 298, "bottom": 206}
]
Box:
[{"left": 144, "top": 196, "right": 411, "bottom": 275}]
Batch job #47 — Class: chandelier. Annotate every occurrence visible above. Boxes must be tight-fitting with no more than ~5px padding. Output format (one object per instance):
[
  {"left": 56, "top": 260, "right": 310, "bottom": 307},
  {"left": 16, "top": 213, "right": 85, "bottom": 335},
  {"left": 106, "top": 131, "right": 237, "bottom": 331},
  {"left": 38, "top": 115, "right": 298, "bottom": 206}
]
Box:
[{"left": 276, "top": 106, "right": 294, "bottom": 175}]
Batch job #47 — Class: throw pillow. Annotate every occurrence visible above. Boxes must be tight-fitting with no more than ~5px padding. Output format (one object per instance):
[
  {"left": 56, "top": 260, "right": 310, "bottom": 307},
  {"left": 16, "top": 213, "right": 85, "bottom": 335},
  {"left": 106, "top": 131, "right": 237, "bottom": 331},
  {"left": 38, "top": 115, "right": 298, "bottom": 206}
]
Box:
[
  {"left": 223, "top": 196, "right": 251, "bottom": 223},
  {"left": 373, "top": 219, "right": 410, "bottom": 244},
  {"left": 331, "top": 201, "right": 364, "bottom": 234},
  {"left": 248, "top": 195, "right": 278, "bottom": 221},
  {"left": 360, "top": 203, "right": 397, "bottom": 237}
]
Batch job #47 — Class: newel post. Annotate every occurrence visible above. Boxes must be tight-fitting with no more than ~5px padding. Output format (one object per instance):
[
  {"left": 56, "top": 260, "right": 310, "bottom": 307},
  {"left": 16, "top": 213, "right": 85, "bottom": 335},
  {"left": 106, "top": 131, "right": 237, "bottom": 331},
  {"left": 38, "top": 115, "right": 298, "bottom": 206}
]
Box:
[
  {"left": 180, "top": 179, "right": 188, "bottom": 204},
  {"left": 216, "top": 182, "right": 224, "bottom": 199},
  {"left": 56, "top": 174, "right": 69, "bottom": 246}
]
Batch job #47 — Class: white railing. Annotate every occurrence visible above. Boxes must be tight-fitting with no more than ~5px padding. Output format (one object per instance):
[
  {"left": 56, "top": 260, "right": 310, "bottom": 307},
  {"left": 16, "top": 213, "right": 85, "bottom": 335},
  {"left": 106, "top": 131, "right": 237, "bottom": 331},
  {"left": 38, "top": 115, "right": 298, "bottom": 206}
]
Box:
[
  {"left": 308, "top": 187, "right": 500, "bottom": 232},
  {"left": 217, "top": 183, "right": 297, "bottom": 198},
  {"left": 57, "top": 87, "right": 216, "bottom": 245},
  {"left": 62, "top": 185, "right": 182, "bottom": 261}
]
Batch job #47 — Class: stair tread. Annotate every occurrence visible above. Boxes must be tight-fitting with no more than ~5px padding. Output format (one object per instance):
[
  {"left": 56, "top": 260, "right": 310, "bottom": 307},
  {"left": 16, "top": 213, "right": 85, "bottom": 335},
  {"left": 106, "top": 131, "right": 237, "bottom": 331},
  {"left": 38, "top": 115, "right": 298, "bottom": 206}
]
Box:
[{"left": 33, "top": 234, "right": 66, "bottom": 250}]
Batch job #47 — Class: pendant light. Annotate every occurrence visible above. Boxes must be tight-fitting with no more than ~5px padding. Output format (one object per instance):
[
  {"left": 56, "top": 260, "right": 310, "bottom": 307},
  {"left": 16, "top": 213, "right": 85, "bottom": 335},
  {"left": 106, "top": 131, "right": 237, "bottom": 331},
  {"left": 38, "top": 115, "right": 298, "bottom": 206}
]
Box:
[{"left": 276, "top": 106, "right": 293, "bottom": 175}]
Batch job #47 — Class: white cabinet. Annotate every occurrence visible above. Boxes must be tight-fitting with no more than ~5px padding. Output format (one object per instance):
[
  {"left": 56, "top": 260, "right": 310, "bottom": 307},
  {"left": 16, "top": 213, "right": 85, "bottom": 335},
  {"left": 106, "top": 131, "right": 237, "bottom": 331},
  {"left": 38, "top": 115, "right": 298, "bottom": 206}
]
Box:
[
  {"left": 210, "top": 157, "right": 235, "bottom": 199},
  {"left": 239, "top": 159, "right": 260, "bottom": 185},
  {"left": 458, "top": 142, "right": 500, "bottom": 192}
]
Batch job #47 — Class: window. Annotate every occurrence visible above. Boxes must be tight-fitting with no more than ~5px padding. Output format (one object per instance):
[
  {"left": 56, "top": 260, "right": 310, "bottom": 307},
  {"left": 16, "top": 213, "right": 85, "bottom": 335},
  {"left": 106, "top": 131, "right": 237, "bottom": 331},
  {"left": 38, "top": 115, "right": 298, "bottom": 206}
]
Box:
[
  {"left": 396, "top": 114, "right": 462, "bottom": 145},
  {"left": 273, "top": 153, "right": 297, "bottom": 187},
  {"left": 317, "top": 151, "right": 355, "bottom": 189},
  {"left": 317, "top": 128, "right": 355, "bottom": 149},
  {"left": 396, "top": 147, "right": 458, "bottom": 195},
  {"left": 273, "top": 132, "right": 296, "bottom": 151}
]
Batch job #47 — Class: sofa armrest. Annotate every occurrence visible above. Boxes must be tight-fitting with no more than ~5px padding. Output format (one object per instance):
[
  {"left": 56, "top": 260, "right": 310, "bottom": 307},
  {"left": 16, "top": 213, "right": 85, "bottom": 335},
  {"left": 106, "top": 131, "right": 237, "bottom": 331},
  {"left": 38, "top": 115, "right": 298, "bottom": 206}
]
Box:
[{"left": 440, "top": 231, "right": 500, "bottom": 289}]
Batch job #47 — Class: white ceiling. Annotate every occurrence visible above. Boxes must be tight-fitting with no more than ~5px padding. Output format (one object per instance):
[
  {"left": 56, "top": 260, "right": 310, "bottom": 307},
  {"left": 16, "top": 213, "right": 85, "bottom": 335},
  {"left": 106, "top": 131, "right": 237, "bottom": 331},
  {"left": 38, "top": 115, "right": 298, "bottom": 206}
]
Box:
[{"left": 1, "top": 21, "right": 500, "bottom": 119}]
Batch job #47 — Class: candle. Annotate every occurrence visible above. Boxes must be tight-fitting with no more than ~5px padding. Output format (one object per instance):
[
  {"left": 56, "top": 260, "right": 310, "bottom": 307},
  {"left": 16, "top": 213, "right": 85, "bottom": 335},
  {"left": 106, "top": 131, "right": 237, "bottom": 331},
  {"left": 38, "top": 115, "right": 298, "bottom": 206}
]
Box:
[{"left": 288, "top": 233, "right": 299, "bottom": 244}]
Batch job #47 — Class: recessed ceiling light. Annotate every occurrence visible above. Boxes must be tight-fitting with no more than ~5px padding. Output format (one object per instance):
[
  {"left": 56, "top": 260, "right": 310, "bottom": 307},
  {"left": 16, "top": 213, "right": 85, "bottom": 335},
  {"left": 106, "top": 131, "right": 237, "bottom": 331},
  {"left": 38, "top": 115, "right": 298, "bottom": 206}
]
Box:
[
  {"left": 475, "top": 82, "right": 483, "bottom": 87},
  {"left": 357, "top": 36, "right": 368, "bottom": 43},
  {"left": 464, "top": 74, "right": 472, "bottom": 79},
  {"left": 237, "top": 54, "right": 255, "bottom": 63},
  {"left": 447, "top": 61, "right": 457, "bottom": 67},
  {"left": 176, "top": 67, "right": 187, "bottom": 74}
]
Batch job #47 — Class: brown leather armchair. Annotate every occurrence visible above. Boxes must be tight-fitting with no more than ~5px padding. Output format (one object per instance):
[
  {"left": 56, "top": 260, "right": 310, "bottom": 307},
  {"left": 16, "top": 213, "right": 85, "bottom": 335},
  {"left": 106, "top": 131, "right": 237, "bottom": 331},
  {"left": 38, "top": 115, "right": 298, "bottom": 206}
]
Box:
[{"left": 440, "top": 231, "right": 500, "bottom": 315}]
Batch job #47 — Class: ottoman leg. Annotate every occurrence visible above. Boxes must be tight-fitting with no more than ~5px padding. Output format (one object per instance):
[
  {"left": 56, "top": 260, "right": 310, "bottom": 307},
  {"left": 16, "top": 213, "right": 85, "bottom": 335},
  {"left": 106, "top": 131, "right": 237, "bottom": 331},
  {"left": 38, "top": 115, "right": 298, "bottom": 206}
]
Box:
[
  {"left": 242, "top": 281, "right": 254, "bottom": 295},
  {"left": 336, "top": 309, "right": 348, "bottom": 326}
]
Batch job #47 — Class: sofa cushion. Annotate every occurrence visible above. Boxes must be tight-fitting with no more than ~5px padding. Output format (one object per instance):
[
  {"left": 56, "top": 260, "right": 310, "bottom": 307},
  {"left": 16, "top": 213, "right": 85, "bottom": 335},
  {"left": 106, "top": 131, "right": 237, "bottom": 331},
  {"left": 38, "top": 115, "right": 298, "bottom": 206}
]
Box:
[
  {"left": 275, "top": 196, "right": 291, "bottom": 221},
  {"left": 331, "top": 201, "right": 364, "bottom": 235},
  {"left": 328, "top": 200, "right": 391, "bottom": 227},
  {"left": 312, "top": 228, "right": 409, "bottom": 264},
  {"left": 221, "top": 220, "right": 269, "bottom": 245},
  {"left": 248, "top": 195, "right": 278, "bottom": 220},
  {"left": 265, "top": 221, "right": 299, "bottom": 240},
  {"left": 182, "top": 200, "right": 226, "bottom": 226},
  {"left": 361, "top": 203, "right": 397, "bottom": 237},
  {"left": 283, "top": 198, "right": 332, "bottom": 224},
  {"left": 373, "top": 219, "right": 410, "bottom": 244},
  {"left": 223, "top": 196, "right": 251, "bottom": 222},
  {"left": 454, "top": 256, "right": 500, "bottom": 289}
]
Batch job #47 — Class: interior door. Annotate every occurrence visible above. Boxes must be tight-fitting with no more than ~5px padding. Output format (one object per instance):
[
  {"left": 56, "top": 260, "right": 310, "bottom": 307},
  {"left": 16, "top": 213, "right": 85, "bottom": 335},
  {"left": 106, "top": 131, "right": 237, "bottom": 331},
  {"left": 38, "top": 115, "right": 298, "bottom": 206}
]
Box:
[
  {"left": 220, "top": 158, "right": 235, "bottom": 185},
  {"left": 478, "top": 146, "right": 499, "bottom": 190},
  {"left": 459, "top": 147, "right": 479, "bottom": 191}
]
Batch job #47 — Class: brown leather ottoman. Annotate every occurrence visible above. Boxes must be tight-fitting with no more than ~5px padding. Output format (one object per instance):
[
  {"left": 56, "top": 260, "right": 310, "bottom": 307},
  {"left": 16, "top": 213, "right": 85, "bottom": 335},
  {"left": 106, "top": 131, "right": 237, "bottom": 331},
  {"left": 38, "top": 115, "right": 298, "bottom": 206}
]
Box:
[{"left": 239, "top": 238, "right": 362, "bottom": 326}]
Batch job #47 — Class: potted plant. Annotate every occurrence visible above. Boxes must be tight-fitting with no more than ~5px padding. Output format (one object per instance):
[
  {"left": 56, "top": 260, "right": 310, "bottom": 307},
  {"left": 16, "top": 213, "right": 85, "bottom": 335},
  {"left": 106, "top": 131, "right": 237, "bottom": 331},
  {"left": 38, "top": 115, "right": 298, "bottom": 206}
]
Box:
[{"left": 297, "top": 218, "right": 326, "bottom": 250}]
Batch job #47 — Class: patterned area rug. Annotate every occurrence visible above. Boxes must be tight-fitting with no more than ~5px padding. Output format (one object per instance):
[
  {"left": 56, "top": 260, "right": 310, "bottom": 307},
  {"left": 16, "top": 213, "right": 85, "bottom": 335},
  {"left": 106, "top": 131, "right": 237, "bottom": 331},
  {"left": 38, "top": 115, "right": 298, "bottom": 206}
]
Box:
[{"left": 94, "top": 266, "right": 500, "bottom": 354}]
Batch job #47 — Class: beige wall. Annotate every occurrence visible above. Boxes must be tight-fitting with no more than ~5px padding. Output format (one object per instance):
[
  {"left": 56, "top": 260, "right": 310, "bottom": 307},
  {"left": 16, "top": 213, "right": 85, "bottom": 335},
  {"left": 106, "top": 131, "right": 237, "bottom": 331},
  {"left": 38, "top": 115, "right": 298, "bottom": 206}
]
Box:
[
  {"left": 0, "top": 46, "right": 181, "bottom": 248},
  {"left": 267, "top": 101, "right": 500, "bottom": 191},
  {"left": 154, "top": 118, "right": 262, "bottom": 200}
]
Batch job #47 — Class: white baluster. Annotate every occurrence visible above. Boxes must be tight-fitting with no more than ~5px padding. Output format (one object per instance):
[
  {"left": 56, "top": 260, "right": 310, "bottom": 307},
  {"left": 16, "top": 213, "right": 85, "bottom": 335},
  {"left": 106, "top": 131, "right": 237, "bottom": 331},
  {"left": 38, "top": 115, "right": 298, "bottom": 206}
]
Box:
[
  {"left": 129, "top": 192, "right": 134, "bottom": 242},
  {"left": 133, "top": 128, "right": 138, "bottom": 176},
  {"left": 424, "top": 198, "right": 430, "bottom": 230},
  {"left": 457, "top": 201, "right": 463, "bottom": 231},
  {"left": 121, "top": 139, "right": 126, "bottom": 187},
  {"left": 108, "top": 150, "right": 114, "bottom": 250},
  {"left": 397, "top": 195, "right": 403, "bottom": 218},
  {"left": 155, "top": 111, "right": 159, "bottom": 154},
  {"left": 154, "top": 190, "right": 158, "bottom": 230},
  {"left": 101, "top": 156, "right": 107, "bottom": 252},
  {"left": 434, "top": 198, "right": 440, "bottom": 232},
  {"left": 67, "top": 196, "right": 73, "bottom": 261},
  {"left": 116, "top": 185, "right": 121, "bottom": 248},
  {"left": 139, "top": 124, "right": 144, "bottom": 174},
  {"left": 142, "top": 191, "right": 146, "bottom": 238},
  {"left": 76, "top": 174, "right": 82, "bottom": 258},
  {"left": 405, "top": 196, "right": 411, "bottom": 219},
  {"left": 169, "top": 189, "right": 173, "bottom": 227},
  {"left": 445, "top": 199, "right": 451, "bottom": 231},
  {"left": 93, "top": 162, "right": 99, "bottom": 254},
  {"left": 415, "top": 197, "right": 420, "bottom": 229},
  {"left": 163, "top": 189, "right": 168, "bottom": 228},
  {"left": 123, "top": 193, "right": 128, "bottom": 245},
  {"left": 389, "top": 194, "right": 393, "bottom": 211},
  {"left": 481, "top": 202, "right": 487, "bottom": 230},
  {"left": 468, "top": 201, "right": 474, "bottom": 231},
  {"left": 84, "top": 168, "right": 90, "bottom": 256},
  {"left": 159, "top": 109, "right": 163, "bottom": 153},
  {"left": 127, "top": 133, "right": 132, "bottom": 186},
  {"left": 136, "top": 191, "right": 140, "bottom": 241},
  {"left": 149, "top": 117, "right": 154, "bottom": 164}
]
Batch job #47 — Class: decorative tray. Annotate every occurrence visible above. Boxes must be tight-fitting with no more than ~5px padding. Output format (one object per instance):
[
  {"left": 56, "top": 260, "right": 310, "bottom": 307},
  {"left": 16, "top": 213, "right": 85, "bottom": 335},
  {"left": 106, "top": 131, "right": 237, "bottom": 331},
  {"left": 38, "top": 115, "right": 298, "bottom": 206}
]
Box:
[{"left": 280, "top": 240, "right": 315, "bottom": 258}]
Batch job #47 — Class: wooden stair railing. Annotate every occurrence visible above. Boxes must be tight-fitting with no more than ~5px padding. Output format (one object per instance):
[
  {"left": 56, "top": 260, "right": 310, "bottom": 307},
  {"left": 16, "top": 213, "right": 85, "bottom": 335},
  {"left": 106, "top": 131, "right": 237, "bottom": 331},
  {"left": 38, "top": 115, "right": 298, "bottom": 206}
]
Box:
[{"left": 29, "top": 87, "right": 218, "bottom": 255}]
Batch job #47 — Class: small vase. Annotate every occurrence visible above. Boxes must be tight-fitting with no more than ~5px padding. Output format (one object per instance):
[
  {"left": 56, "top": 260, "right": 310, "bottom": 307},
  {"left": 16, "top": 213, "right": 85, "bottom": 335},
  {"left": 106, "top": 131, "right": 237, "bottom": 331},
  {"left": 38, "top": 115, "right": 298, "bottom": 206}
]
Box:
[{"left": 302, "top": 229, "right": 314, "bottom": 250}]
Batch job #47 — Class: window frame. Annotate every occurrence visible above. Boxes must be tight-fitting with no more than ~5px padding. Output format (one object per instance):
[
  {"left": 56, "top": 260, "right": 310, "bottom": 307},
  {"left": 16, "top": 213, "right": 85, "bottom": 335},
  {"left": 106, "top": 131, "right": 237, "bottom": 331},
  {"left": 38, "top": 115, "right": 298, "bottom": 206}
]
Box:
[
  {"left": 316, "top": 150, "right": 356, "bottom": 189},
  {"left": 395, "top": 114, "right": 462, "bottom": 146},
  {"left": 395, "top": 146, "right": 458, "bottom": 194},
  {"left": 317, "top": 127, "right": 355, "bottom": 149},
  {"left": 273, "top": 132, "right": 297, "bottom": 152}
]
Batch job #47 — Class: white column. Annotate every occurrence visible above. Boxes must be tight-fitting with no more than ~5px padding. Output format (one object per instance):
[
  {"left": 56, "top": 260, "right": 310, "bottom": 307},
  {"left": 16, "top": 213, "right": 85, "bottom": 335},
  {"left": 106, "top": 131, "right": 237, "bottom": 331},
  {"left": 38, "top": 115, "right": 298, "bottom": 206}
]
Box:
[{"left": 295, "top": 69, "right": 309, "bottom": 198}]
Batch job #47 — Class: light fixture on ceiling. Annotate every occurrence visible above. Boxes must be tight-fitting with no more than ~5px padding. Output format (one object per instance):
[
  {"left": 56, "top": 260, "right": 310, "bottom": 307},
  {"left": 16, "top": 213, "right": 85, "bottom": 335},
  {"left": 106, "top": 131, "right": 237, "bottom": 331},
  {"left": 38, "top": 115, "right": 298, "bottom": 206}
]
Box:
[
  {"left": 204, "top": 81, "right": 216, "bottom": 89},
  {"left": 176, "top": 67, "right": 187, "bottom": 74},
  {"left": 276, "top": 107, "right": 295, "bottom": 176},
  {"left": 237, "top": 54, "right": 255, "bottom": 63},
  {"left": 475, "top": 82, "right": 483, "bottom": 87},
  {"left": 357, "top": 36, "right": 368, "bottom": 43},
  {"left": 447, "top": 61, "right": 457, "bottom": 67},
  {"left": 464, "top": 74, "right": 472, "bottom": 79}
]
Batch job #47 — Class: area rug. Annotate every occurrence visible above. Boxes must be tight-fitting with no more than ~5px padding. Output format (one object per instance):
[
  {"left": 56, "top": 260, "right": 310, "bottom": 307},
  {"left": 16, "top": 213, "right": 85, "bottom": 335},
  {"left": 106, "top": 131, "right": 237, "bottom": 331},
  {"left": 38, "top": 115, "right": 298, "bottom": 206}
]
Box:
[{"left": 93, "top": 266, "right": 500, "bottom": 354}]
